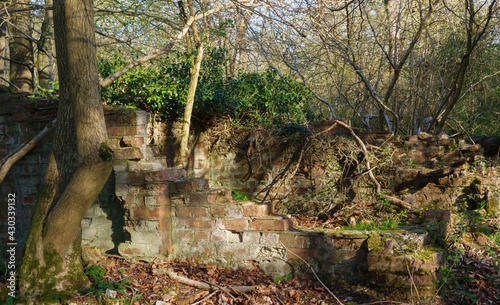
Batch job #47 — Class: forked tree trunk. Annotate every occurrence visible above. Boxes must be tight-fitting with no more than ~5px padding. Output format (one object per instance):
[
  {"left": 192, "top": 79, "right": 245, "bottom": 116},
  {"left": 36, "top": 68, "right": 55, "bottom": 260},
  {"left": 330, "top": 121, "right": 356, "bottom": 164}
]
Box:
[
  {"left": 19, "top": 0, "right": 113, "bottom": 301},
  {"left": 9, "top": 3, "right": 34, "bottom": 93}
]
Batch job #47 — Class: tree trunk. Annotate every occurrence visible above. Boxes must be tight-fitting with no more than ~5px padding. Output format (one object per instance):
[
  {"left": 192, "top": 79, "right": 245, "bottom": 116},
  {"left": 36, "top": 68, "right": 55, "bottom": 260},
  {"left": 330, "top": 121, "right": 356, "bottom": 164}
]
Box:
[
  {"left": 177, "top": 44, "right": 204, "bottom": 167},
  {"left": 9, "top": 3, "right": 34, "bottom": 93},
  {"left": 0, "top": 20, "right": 6, "bottom": 85},
  {"left": 37, "top": 0, "right": 54, "bottom": 89},
  {"left": 19, "top": 0, "right": 113, "bottom": 301}
]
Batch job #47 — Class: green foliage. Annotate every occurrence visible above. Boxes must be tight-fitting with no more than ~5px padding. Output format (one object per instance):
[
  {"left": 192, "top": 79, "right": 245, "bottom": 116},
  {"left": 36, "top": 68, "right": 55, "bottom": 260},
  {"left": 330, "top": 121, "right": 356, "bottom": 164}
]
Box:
[
  {"left": 2, "top": 295, "right": 18, "bottom": 305},
  {"left": 81, "top": 265, "right": 129, "bottom": 297},
  {"left": 273, "top": 274, "right": 291, "bottom": 283},
  {"left": 232, "top": 189, "right": 251, "bottom": 201},
  {"left": 99, "top": 48, "right": 313, "bottom": 126}
]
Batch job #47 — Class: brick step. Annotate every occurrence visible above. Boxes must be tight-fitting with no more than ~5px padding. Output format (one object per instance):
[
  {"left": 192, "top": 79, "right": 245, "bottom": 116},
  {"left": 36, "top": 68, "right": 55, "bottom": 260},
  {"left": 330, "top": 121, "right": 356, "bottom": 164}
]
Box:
[
  {"left": 221, "top": 215, "right": 293, "bottom": 232},
  {"left": 240, "top": 202, "right": 273, "bottom": 217}
]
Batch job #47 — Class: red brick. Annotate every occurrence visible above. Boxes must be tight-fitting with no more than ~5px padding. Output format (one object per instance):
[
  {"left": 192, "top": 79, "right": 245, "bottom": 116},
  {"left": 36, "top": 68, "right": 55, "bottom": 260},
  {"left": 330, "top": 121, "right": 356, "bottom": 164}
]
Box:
[
  {"left": 195, "top": 231, "right": 209, "bottom": 241},
  {"left": 187, "top": 219, "right": 214, "bottom": 229},
  {"left": 177, "top": 207, "right": 191, "bottom": 218},
  {"left": 131, "top": 207, "right": 169, "bottom": 219},
  {"left": 114, "top": 147, "right": 143, "bottom": 160},
  {"left": 107, "top": 126, "right": 124, "bottom": 136},
  {"left": 157, "top": 194, "right": 170, "bottom": 206},
  {"left": 210, "top": 206, "right": 225, "bottom": 217},
  {"left": 251, "top": 218, "right": 292, "bottom": 231},
  {"left": 243, "top": 203, "right": 271, "bottom": 217},
  {"left": 122, "top": 125, "right": 140, "bottom": 136},
  {"left": 192, "top": 207, "right": 208, "bottom": 218},
  {"left": 120, "top": 136, "right": 144, "bottom": 148},
  {"left": 221, "top": 219, "right": 248, "bottom": 230},
  {"left": 158, "top": 219, "right": 171, "bottom": 231}
]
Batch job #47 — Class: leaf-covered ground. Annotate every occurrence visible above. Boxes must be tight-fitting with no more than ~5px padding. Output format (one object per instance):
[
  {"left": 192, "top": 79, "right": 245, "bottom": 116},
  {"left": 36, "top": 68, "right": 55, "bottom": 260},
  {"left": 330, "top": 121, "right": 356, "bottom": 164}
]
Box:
[{"left": 75, "top": 256, "right": 378, "bottom": 304}]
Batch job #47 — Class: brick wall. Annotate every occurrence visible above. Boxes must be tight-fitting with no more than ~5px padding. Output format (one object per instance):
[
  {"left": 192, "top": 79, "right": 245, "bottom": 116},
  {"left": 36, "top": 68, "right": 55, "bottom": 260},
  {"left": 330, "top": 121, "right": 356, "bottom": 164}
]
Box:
[
  {"left": 1, "top": 94, "right": 499, "bottom": 295},
  {"left": 0, "top": 94, "right": 57, "bottom": 263}
]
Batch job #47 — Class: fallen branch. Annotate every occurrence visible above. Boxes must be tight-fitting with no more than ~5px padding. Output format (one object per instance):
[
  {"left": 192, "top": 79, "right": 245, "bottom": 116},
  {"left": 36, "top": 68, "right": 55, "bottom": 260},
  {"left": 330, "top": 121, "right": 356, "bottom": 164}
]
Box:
[
  {"left": 385, "top": 195, "right": 412, "bottom": 210},
  {"left": 153, "top": 268, "right": 254, "bottom": 294},
  {"left": 334, "top": 120, "right": 382, "bottom": 193},
  {"left": 0, "top": 119, "right": 56, "bottom": 184}
]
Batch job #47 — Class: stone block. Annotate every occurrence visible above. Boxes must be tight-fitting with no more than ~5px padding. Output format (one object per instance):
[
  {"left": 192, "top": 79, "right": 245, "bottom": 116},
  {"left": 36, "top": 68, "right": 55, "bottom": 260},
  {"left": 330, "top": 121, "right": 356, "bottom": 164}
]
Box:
[
  {"left": 227, "top": 231, "right": 242, "bottom": 243},
  {"left": 242, "top": 231, "right": 260, "bottom": 244},
  {"left": 260, "top": 232, "right": 279, "bottom": 245}
]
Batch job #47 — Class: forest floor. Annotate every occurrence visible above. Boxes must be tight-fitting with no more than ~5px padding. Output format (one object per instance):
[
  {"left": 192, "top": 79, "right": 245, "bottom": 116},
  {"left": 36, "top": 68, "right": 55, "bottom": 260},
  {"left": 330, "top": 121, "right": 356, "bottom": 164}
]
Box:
[
  {"left": 74, "top": 256, "right": 380, "bottom": 305},
  {"left": 70, "top": 214, "right": 500, "bottom": 305}
]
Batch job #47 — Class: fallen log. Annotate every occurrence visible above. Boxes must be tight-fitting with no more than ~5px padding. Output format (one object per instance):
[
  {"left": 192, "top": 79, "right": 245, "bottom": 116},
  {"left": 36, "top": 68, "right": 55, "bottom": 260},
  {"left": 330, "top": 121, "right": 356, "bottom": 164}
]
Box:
[{"left": 386, "top": 195, "right": 412, "bottom": 210}]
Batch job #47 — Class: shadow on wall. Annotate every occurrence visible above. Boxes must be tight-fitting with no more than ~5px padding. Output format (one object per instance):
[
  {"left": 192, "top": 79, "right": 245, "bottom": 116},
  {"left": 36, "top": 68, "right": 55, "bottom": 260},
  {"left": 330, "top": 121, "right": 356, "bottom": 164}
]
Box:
[{"left": 82, "top": 173, "right": 127, "bottom": 254}]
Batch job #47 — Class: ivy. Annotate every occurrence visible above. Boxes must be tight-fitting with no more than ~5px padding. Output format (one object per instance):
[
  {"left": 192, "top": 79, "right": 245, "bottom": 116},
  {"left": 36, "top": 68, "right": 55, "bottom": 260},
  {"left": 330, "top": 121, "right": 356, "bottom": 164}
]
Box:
[{"left": 98, "top": 48, "right": 317, "bottom": 127}]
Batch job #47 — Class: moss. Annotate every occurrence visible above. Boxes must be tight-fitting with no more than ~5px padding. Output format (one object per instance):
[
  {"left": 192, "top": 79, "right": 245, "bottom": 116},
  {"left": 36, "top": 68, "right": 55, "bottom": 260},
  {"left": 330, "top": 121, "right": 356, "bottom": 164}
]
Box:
[
  {"left": 367, "top": 231, "right": 383, "bottom": 252},
  {"left": 417, "top": 245, "right": 440, "bottom": 260},
  {"left": 99, "top": 142, "right": 114, "bottom": 162}
]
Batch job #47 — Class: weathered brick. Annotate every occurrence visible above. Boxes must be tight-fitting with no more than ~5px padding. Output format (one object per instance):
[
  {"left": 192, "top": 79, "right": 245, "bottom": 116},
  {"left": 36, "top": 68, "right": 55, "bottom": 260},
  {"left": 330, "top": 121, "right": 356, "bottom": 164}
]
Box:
[
  {"left": 195, "top": 231, "right": 210, "bottom": 241},
  {"left": 221, "top": 219, "right": 248, "bottom": 230},
  {"left": 192, "top": 207, "right": 208, "bottom": 218},
  {"left": 187, "top": 219, "right": 214, "bottom": 229},
  {"left": 242, "top": 203, "right": 271, "bottom": 217},
  {"left": 209, "top": 206, "right": 225, "bottom": 217},
  {"left": 251, "top": 218, "right": 292, "bottom": 231},
  {"left": 211, "top": 230, "right": 226, "bottom": 242},
  {"left": 114, "top": 147, "right": 143, "bottom": 160},
  {"left": 120, "top": 136, "right": 144, "bottom": 148},
  {"left": 176, "top": 207, "right": 191, "bottom": 218},
  {"left": 131, "top": 207, "right": 169, "bottom": 220}
]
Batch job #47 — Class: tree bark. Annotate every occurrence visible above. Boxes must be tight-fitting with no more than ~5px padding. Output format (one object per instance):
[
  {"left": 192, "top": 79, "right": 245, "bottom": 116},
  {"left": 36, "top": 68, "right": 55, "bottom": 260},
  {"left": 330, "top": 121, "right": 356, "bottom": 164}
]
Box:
[
  {"left": 9, "top": 2, "right": 34, "bottom": 93},
  {"left": 0, "top": 20, "right": 6, "bottom": 85},
  {"left": 177, "top": 44, "right": 204, "bottom": 166},
  {"left": 37, "top": 0, "right": 54, "bottom": 89},
  {"left": 19, "top": 0, "right": 113, "bottom": 300}
]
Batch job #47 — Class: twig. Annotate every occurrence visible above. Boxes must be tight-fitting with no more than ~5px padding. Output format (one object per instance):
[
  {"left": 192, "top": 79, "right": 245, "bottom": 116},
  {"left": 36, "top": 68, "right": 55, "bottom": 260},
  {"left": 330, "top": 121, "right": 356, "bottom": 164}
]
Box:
[
  {"left": 128, "top": 287, "right": 136, "bottom": 305},
  {"left": 334, "top": 120, "right": 381, "bottom": 193},
  {"left": 154, "top": 268, "right": 254, "bottom": 293},
  {"left": 280, "top": 242, "right": 344, "bottom": 305},
  {"left": 200, "top": 278, "right": 235, "bottom": 299},
  {"left": 190, "top": 291, "right": 217, "bottom": 305}
]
